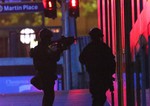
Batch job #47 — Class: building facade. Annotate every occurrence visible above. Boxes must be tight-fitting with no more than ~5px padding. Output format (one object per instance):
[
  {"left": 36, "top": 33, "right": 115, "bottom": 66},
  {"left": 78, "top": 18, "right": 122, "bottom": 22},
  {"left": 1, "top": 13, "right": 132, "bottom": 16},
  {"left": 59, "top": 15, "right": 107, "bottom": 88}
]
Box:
[{"left": 98, "top": 0, "right": 150, "bottom": 106}]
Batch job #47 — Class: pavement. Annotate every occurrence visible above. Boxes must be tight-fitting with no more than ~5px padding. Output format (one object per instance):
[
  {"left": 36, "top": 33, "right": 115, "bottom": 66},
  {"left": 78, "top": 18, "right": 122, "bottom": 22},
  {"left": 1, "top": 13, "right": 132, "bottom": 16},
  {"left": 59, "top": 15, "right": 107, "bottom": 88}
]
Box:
[
  {"left": 0, "top": 78, "right": 149, "bottom": 106},
  {"left": 0, "top": 89, "right": 113, "bottom": 106}
]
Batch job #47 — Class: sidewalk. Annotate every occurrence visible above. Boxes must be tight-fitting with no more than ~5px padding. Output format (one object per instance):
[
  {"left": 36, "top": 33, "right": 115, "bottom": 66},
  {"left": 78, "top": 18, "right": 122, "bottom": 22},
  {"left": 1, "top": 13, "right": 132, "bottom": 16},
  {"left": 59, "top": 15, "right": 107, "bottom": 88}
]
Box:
[{"left": 0, "top": 89, "right": 111, "bottom": 106}]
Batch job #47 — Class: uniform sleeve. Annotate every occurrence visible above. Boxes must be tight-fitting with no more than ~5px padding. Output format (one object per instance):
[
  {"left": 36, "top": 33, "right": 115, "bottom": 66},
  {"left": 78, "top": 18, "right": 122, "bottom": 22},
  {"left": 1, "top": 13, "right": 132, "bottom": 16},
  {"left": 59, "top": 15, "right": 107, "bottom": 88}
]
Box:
[
  {"left": 79, "top": 52, "right": 84, "bottom": 64},
  {"left": 79, "top": 47, "right": 87, "bottom": 64},
  {"left": 29, "top": 48, "right": 35, "bottom": 58}
]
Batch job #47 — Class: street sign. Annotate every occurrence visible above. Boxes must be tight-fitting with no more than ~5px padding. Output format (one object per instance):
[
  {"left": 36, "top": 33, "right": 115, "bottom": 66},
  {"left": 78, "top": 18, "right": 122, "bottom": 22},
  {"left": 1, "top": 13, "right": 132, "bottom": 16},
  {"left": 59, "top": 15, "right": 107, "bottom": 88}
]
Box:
[{"left": 0, "top": 2, "right": 44, "bottom": 13}]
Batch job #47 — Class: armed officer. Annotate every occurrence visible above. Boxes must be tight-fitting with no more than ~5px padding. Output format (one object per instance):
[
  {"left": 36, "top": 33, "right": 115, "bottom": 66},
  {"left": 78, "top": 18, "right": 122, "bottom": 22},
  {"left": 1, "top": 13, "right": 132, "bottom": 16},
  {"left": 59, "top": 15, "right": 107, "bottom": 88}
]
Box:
[
  {"left": 30, "top": 28, "right": 62, "bottom": 106},
  {"left": 79, "top": 27, "right": 115, "bottom": 106}
]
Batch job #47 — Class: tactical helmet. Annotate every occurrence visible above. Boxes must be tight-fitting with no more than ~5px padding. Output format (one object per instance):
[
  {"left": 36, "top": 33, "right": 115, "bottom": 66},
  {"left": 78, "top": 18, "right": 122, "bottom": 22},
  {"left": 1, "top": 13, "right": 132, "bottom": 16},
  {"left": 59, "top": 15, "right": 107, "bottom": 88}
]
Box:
[
  {"left": 39, "top": 28, "right": 53, "bottom": 41},
  {"left": 88, "top": 27, "right": 104, "bottom": 40}
]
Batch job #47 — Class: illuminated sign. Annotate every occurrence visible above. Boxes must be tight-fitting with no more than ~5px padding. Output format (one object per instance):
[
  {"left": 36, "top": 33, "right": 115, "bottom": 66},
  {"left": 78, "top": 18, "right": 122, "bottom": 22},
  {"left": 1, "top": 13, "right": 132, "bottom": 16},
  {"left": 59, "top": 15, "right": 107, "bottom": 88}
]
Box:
[
  {"left": 0, "top": 76, "right": 58, "bottom": 93},
  {"left": 0, "top": 2, "right": 44, "bottom": 13}
]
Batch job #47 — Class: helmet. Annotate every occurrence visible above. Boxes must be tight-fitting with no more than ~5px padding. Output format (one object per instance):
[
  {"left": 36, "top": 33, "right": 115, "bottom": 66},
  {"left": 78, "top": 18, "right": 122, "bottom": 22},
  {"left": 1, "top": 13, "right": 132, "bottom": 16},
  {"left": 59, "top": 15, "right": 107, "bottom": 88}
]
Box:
[
  {"left": 88, "top": 27, "right": 103, "bottom": 40},
  {"left": 39, "top": 28, "right": 53, "bottom": 41}
]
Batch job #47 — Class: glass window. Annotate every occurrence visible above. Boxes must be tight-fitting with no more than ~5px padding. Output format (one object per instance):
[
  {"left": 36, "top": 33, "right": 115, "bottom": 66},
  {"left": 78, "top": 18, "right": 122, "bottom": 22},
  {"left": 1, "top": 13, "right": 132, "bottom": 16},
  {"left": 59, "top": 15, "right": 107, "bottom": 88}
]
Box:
[
  {"left": 134, "top": 0, "right": 137, "bottom": 22},
  {"left": 140, "top": 0, "right": 143, "bottom": 12}
]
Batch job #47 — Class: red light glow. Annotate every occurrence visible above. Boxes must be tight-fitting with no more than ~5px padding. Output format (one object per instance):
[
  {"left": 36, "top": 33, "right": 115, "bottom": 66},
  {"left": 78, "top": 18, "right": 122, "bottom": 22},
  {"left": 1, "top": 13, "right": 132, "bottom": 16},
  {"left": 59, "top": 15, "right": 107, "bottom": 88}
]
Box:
[
  {"left": 48, "top": 1, "right": 52, "bottom": 7},
  {"left": 42, "top": 0, "right": 53, "bottom": 10},
  {"left": 71, "top": 0, "right": 77, "bottom": 7},
  {"left": 42, "top": 0, "right": 47, "bottom": 8},
  {"left": 48, "top": 1, "right": 53, "bottom": 10}
]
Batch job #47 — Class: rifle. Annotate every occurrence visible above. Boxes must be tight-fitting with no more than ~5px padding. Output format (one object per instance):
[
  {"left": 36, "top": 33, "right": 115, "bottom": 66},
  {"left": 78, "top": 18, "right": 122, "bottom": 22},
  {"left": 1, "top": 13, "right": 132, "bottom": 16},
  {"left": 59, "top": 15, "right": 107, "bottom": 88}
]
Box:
[{"left": 49, "top": 36, "right": 76, "bottom": 52}]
